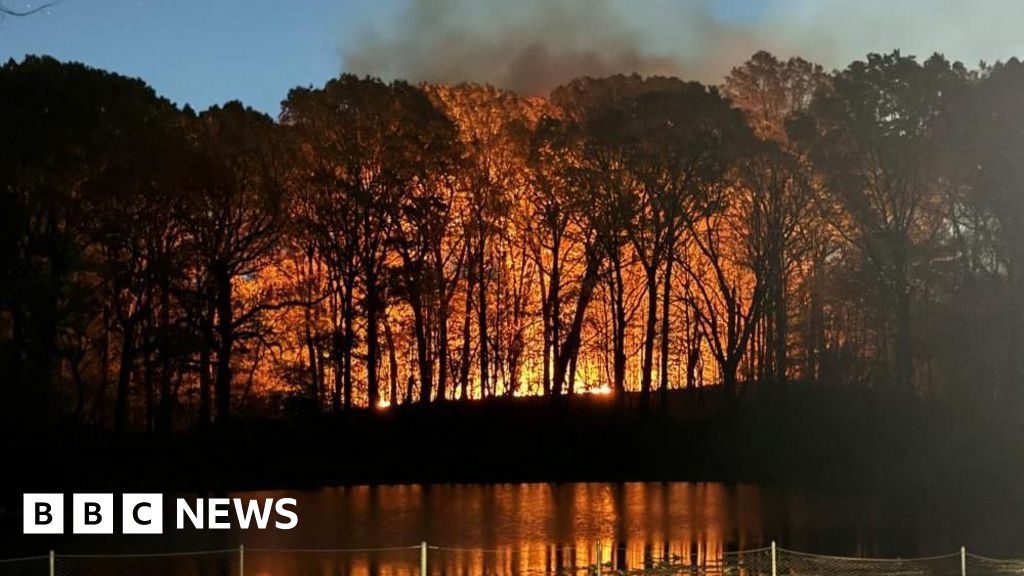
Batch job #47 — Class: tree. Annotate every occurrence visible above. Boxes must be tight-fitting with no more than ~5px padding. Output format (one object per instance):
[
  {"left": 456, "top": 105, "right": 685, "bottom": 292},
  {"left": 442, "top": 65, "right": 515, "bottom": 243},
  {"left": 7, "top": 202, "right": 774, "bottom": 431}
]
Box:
[
  {"left": 284, "top": 75, "right": 454, "bottom": 408},
  {"left": 724, "top": 51, "right": 825, "bottom": 143},
  {"left": 184, "top": 102, "right": 286, "bottom": 426},
  {"left": 724, "top": 51, "right": 826, "bottom": 386},
  {"left": 532, "top": 105, "right": 632, "bottom": 398},
  {"left": 388, "top": 104, "right": 461, "bottom": 404},
  {"left": 946, "top": 58, "right": 1024, "bottom": 404},
  {"left": 0, "top": 56, "right": 181, "bottom": 433},
  {"left": 620, "top": 82, "right": 747, "bottom": 407},
  {"left": 88, "top": 112, "right": 188, "bottom": 434},
  {"left": 791, "top": 52, "right": 967, "bottom": 391},
  {"left": 429, "top": 84, "right": 547, "bottom": 398}
]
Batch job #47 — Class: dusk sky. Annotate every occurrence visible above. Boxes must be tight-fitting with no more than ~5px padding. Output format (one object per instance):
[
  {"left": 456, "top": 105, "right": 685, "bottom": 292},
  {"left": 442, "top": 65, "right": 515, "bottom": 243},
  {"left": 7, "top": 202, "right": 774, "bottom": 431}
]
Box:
[{"left": 3, "top": 0, "right": 1024, "bottom": 115}]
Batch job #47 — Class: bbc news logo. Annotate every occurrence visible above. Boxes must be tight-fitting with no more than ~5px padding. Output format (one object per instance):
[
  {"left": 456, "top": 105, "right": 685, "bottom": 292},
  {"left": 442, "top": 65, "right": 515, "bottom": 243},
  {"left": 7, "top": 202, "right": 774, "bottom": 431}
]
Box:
[{"left": 24, "top": 494, "right": 298, "bottom": 534}]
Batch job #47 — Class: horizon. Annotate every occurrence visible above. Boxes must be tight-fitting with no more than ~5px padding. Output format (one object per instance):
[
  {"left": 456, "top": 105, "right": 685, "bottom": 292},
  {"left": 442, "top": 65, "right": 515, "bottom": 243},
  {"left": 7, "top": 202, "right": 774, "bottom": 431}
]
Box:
[{"left": 2, "top": 0, "right": 1024, "bottom": 115}]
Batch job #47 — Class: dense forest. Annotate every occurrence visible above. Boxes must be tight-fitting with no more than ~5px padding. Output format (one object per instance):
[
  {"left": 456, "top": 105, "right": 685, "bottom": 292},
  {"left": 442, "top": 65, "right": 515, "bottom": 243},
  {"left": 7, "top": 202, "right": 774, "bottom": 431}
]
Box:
[{"left": 3, "top": 50, "right": 1024, "bottom": 437}]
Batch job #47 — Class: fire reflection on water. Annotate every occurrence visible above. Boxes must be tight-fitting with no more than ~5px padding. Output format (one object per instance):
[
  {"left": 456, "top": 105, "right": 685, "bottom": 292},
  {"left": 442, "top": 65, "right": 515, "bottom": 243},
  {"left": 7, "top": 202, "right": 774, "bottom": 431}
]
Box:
[{"left": 220, "top": 482, "right": 877, "bottom": 575}]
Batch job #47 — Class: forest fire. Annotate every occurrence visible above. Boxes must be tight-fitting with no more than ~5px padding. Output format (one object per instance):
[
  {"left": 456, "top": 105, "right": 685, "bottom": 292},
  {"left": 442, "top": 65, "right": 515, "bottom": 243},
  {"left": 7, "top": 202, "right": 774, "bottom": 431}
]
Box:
[
  {"left": 9, "top": 2, "right": 1024, "bottom": 573},
  {"left": 3, "top": 50, "right": 1023, "bottom": 434}
]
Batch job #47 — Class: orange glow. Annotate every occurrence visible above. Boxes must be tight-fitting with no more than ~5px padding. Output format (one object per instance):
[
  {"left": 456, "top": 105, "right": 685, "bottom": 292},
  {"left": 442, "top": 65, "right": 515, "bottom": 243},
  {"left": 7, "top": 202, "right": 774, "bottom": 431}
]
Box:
[{"left": 234, "top": 83, "right": 762, "bottom": 413}]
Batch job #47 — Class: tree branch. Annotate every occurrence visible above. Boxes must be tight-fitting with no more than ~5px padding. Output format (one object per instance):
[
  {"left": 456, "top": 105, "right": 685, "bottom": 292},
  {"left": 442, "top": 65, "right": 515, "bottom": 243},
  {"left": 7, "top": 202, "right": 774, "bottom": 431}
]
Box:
[{"left": 0, "top": 0, "right": 58, "bottom": 17}]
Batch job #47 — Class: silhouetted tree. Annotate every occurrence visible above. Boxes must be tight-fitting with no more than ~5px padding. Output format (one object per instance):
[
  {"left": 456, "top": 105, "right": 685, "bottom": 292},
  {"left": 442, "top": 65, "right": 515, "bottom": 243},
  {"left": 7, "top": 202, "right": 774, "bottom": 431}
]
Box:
[
  {"left": 791, "top": 52, "right": 967, "bottom": 391},
  {"left": 724, "top": 51, "right": 826, "bottom": 387},
  {"left": 183, "top": 102, "right": 286, "bottom": 426},
  {"left": 0, "top": 56, "right": 181, "bottom": 433}
]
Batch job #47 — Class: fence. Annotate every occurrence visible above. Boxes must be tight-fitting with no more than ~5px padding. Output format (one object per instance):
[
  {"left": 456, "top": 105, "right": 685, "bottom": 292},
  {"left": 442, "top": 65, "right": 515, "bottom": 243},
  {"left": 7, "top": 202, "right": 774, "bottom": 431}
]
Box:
[{"left": 1, "top": 544, "right": 1024, "bottom": 576}]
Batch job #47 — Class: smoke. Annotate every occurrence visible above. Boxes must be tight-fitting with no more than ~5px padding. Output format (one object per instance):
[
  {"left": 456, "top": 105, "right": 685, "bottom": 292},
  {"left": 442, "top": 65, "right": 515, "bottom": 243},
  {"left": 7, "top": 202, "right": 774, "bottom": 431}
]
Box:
[
  {"left": 342, "top": 0, "right": 707, "bottom": 95},
  {"left": 342, "top": 0, "right": 1024, "bottom": 96}
]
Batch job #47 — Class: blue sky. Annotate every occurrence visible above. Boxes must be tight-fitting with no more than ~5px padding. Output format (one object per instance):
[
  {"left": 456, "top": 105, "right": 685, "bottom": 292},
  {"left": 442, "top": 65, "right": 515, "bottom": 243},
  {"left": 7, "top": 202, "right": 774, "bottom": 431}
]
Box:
[
  {"left": 0, "top": 0, "right": 407, "bottom": 114},
  {"left": 3, "top": 0, "right": 1024, "bottom": 116},
  {"left": 0, "top": 0, "right": 780, "bottom": 114}
]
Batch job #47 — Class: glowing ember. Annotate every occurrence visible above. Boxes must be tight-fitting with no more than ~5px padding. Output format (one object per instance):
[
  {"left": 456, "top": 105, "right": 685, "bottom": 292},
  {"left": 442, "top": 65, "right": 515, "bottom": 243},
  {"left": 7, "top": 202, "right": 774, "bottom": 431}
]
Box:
[
  {"left": 377, "top": 399, "right": 391, "bottom": 409},
  {"left": 586, "top": 385, "right": 612, "bottom": 396}
]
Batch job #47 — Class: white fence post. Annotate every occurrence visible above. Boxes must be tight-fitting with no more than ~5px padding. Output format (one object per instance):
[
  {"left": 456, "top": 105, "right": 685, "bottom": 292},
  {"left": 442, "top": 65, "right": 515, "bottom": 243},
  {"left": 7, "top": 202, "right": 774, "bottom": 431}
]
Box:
[
  {"left": 961, "top": 546, "right": 966, "bottom": 576},
  {"left": 421, "top": 541, "right": 428, "bottom": 576},
  {"left": 771, "top": 541, "right": 777, "bottom": 576},
  {"left": 49, "top": 549, "right": 54, "bottom": 576},
  {"left": 239, "top": 544, "right": 245, "bottom": 576}
]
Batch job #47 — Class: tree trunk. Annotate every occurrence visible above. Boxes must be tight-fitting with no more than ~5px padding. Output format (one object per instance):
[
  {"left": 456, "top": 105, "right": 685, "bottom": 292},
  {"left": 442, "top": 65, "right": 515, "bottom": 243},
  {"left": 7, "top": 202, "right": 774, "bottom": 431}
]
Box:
[
  {"left": 437, "top": 295, "right": 450, "bottom": 402},
  {"left": 365, "top": 266, "right": 381, "bottom": 410},
  {"left": 96, "top": 308, "right": 111, "bottom": 428},
  {"left": 477, "top": 240, "right": 489, "bottom": 399},
  {"left": 114, "top": 319, "right": 136, "bottom": 434},
  {"left": 304, "top": 312, "right": 319, "bottom": 403},
  {"left": 553, "top": 250, "right": 601, "bottom": 396},
  {"left": 198, "top": 318, "right": 212, "bottom": 430},
  {"left": 611, "top": 254, "right": 627, "bottom": 404},
  {"left": 541, "top": 290, "right": 552, "bottom": 396},
  {"left": 459, "top": 278, "right": 473, "bottom": 400},
  {"left": 774, "top": 267, "right": 788, "bottom": 387},
  {"left": 331, "top": 325, "right": 343, "bottom": 413},
  {"left": 806, "top": 252, "right": 826, "bottom": 383},
  {"left": 640, "top": 271, "right": 657, "bottom": 410},
  {"left": 686, "top": 333, "right": 701, "bottom": 390},
  {"left": 659, "top": 255, "right": 674, "bottom": 408},
  {"left": 73, "top": 350, "right": 86, "bottom": 424},
  {"left": 157, "top": 280, "right": 174, "bottom": 433},
  {"left": 343, "top": 281, "right": 355, "bottom": 410},
  {"left": 722, "top": 358, "right": 739, "bottom": 401},
  {"left": 436, "top": 248, "right": 451, "bottom": 402},
  {"left": 895, "top": 286, "right": 913, "bottom": 392},
  {"left": 214, "top": 266, "right": 233, "bottom": 425},
  {"left": 892, "top": 249, "right": 913, "bottom": 392},
  {"left": 142, "top": 326, "right": 155, "bottom": 433},
  {"left": 547, "top": 240, "right": 563, "bottom": 397},
  {"left": 567, "top": 353, "right": 577, "bottom": 396},
  {"left": 413, "top": 298, "right": 432, "bottom": 403},
  {"left": 384, "top": 316, "right": 399, "bottom": 406}
]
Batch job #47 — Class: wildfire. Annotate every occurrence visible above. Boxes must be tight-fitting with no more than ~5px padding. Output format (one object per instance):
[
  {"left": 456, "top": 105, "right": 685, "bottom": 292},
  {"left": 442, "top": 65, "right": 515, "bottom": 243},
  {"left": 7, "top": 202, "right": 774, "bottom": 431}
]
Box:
[
  {"left": 377, "top": 399, "right": 391, "bottom": 409},
  {"left": 586, "top": 385, "right": 612, "bottom": 396}
]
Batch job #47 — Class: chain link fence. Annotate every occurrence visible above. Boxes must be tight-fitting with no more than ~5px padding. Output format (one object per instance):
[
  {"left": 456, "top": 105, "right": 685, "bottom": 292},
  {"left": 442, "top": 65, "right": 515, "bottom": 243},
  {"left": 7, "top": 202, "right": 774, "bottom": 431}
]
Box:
[
  {"left": 0, "top": 555, "right": 49, "bottom": 576},
  {"left": 774, "top": 549, "right": 962, "bottom": 576},
  {"left": 964, "top": 553, "right": 1024, "bottom": 576},
  {"left": 245, "top": 546, "right": 422, "bottom": 576},
  {"left": 54, "top": 550, "right": 236, "bottom": 576},
  {"left": 4, "top": 544, "right": 1024, "bottom": 576}
]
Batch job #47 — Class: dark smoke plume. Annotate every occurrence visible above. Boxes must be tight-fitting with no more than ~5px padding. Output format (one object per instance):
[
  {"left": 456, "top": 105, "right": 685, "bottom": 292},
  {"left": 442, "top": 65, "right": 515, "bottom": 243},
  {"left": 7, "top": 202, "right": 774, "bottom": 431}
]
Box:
[
  {"left": 342, "top": 0, "right": 1024, "bottom": 96},
  {"left": 343, "top": 0, "right": 690, "bottom": 95}
]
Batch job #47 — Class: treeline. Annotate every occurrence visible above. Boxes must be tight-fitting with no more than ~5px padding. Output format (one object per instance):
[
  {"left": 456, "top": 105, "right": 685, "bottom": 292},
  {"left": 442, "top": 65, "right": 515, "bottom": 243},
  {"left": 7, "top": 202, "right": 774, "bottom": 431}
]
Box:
[{"left": 3, "top": 51, "right": 1023, "bottom": 434}]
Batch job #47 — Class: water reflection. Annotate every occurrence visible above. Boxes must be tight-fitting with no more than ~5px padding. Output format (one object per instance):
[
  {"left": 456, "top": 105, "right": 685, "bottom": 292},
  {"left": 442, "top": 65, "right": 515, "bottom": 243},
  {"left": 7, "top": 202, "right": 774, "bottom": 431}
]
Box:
[{"left": 219, "top": 482, "right": 877, "bottom": 575}]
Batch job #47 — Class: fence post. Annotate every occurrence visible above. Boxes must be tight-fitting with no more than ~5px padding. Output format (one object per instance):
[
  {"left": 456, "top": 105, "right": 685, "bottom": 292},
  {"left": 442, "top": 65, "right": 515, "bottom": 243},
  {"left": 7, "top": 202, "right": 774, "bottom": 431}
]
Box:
[
  {"left": 421, "top": 541, "right": 428, "bottom": 576},
  {"left": 239, "top": 544, "right": 244, "bottom": 576},
  {"left": 49, "top": 549, "right": 54, "bottom": 576},
  {"left": 596, "top": 542, "right": 602, "bottom": 575},
  {"left": 771, "top": 541, "right": 777, "bottom": 576},
  {"left": 961, "top": 546, "right": 966, "bottom": 576}
]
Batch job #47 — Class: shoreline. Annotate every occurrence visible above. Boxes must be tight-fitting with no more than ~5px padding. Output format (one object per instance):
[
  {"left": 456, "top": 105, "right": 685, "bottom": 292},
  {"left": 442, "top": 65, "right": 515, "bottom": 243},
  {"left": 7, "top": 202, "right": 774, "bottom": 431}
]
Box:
[{"left": 1, "top": 386, "right": 1005, "bottom": 498}]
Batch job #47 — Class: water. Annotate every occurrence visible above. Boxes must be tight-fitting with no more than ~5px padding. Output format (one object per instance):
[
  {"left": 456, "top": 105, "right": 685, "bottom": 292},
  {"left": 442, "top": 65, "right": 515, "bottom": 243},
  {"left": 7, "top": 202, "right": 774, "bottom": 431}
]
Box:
[
  {"left": 146, "top": 481, "right": 1014, "bottom": 575},
  {"left": 21, "top": 482, "right": 1024, "bottom": 575}
]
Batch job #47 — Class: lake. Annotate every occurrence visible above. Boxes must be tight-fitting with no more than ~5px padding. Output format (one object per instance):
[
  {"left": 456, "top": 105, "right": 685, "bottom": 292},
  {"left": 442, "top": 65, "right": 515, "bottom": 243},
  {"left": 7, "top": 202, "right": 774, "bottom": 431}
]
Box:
[{"left": 21, "top": 481, "right": 1024, "bottom": 575}]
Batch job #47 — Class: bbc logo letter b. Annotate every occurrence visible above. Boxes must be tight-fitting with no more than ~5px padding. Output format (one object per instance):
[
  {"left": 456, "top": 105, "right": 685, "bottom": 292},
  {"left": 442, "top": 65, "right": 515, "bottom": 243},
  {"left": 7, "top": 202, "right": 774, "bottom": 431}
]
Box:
[
  {"left": 24, "top": 494, "right": 63, "bottom": 534},
  {"left": 73, "top": 494, "right": 113, "bottom": 534}
]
